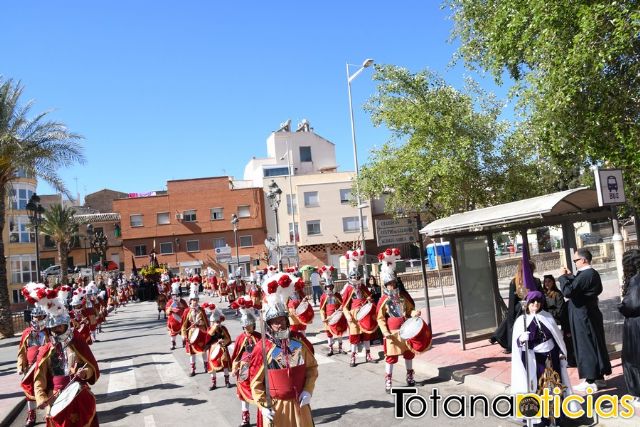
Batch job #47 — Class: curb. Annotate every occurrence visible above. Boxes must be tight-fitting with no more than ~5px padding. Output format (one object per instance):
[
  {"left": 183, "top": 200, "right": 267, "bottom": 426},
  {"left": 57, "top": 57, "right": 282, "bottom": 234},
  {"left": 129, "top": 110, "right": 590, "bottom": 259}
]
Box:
[{"left": 1, "top": 397, "right": 25, "bottom": 427}]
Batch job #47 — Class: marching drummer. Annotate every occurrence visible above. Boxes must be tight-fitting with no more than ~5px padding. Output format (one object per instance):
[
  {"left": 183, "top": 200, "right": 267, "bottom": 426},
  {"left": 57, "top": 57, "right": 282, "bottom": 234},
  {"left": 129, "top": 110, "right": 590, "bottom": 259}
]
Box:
[
  {"left": 230, "top": 301, "right": 261, "bottom": 427},
  {"left": 166, "top": 281, "right": 188, "bottom": 350},
  {"left": 249, "top": 272, "right": 318, "bottom": 426},
  {"left": 287, "top": 274, "right": 313, "bottom": 337},
  {"left": 318, "top": 267, "right": 346, "bottom": 356},
  {"left": 70, "top": 291, "right": 93, "bottom": 345},
  {"left": 181, "top": 285, "right": 210, "bottom": 376},
  {"left": 342, "top": 249, "right": 375, "bottom": 367},
  {"left": 206, "top": 307, "right": 232, "bottom": 390},
  {"left": 376, "top": 249, "right": 419, "bottom": 392},
  {"left": 33, "top": 289, "right": 100, "bottom": 427},
  {"left": 17, "top": 283, "right": 51, "bottom": 427}
]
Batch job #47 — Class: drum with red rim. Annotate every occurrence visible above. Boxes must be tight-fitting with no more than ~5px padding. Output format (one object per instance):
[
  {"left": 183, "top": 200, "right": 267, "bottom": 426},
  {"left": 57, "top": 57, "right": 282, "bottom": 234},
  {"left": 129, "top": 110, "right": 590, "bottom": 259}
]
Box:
[
  {"left": 208, "top": 344, "right": 223, "bottom": 363},
  {"left": 327, "top": 311, "right": 347, "bottom": 335},
  {"left": 356, "top": 302, "right": 378, "bottom": 334},
  {"left": 399, "top": 317, "right": 432, "bottom": 353},
  {"left": 294, "top": 301, "right": 314, "bottom": 325},
  {"left": 189, "top": 328, "right": 200, "bottom": 344}
]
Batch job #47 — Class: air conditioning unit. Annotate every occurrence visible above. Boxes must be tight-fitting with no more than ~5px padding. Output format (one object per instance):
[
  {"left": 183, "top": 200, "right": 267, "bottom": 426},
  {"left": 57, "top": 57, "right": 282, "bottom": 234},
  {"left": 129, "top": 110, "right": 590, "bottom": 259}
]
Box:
[{"left": 175, "top": 213, "right": 183, "bottom": 221}]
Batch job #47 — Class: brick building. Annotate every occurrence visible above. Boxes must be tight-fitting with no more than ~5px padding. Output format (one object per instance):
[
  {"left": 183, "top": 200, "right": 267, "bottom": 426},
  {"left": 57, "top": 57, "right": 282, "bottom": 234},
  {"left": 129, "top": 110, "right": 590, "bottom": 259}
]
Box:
[{"left": 113, "top": 177, "right": 268, "bottom": 277}]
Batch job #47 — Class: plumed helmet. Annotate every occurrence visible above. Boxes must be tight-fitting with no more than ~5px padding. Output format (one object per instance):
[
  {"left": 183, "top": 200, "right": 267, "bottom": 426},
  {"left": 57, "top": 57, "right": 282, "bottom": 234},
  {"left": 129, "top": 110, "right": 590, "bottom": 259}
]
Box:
[
  {"left": 209, "top": 308, "right": 224, "bottom": 323},
  {"left": 46, "top": 312, "right": 71, "bottom": 329},
  {"left": 261, "top": 272, "right": 294, "bottom": 322},
  {"left": 231, "top": 296, "right": 256, "bottom": 327},
  {"left": 171, "top": 282, "right": 180, "bottom": 295},
  {"left": 379, "top": 248, "right": 401, "bottom": 285},
  {"left": 31, "top": 304, "right": 47, "bottom": 318}
]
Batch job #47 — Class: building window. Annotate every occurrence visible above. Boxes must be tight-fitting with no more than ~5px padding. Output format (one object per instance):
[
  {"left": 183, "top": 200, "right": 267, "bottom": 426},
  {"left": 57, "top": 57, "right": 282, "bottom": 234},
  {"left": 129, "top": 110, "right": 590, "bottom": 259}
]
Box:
[
  {"left": 9, "top": 216, "right": 33, "bottom": 243},
  {"left": 44, "top": 235, "right": 56, "bottom": 249},
  {"left": 343, "top": 216, "right": 369, "bottom": 232},
  {"left": 286, "top": 194, "right": 297, "bottom": 215},
  {"left": 239, "top": 235, "right": 253, "bottom": 247},
  {"left": 10, "top": 254, "right": 37, "bottom": 283},
  {"left": 183, "top": 209, "right": 197, "bottom": 222},
  {"left": 10, "top": 186, "right": 35, "bottom": 210},
  {"left": 157, "top": 212, "right": 170, "bottom": 225},
  {"left": 306, "top": 220, "right": 321, "bottom": 236},
  {"left": 304, "top": 191, "right": 319, "bottom": 207},
  {"left": 300, "top": 146, "right": 312, "bottom": 162},
  {"left": 237, "top": 205, "right": 250, "bottom": 218},
  {"left": 12, "top": 289, "right": 26, "bottom": 304},
  {"left": 186, "top": 240, "right": 200, "bottom": 252},
  {"left": 130, "top": 214, "right": 143, "bottom": 227},
  {"left": 340, "top": 188, "right": 352, "bottom": 204},
  {"left": 159, "top": 242, "right": 173, "bottom": 254},
  {"left": 263, "top": 166, "right": 290, "bottom": 177},
  {"left": 210, "top": 207, "right": 224, "bottom": 220},
  {"left": 288, "top": 222, "right": 299, "bottom": 242},
  {"left": 213, "top": 238, "right": 226, "bottom": 249},
  {"left": 134, "top": 245, "right": 147, "bottom": 256}
]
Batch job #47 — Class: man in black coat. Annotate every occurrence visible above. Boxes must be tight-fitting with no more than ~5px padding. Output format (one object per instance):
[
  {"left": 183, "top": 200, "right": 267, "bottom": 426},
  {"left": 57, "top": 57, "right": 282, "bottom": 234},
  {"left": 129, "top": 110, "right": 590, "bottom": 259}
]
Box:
[{"left": 558, "top": 248, "right": 611, "bottom": 392}]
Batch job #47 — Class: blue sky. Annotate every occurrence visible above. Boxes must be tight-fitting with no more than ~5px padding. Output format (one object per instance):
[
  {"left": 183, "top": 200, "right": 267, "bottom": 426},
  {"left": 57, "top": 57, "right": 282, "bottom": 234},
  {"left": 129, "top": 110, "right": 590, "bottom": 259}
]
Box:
[{"left": 2, "top": 1, "right": 510, "bottom": 200}]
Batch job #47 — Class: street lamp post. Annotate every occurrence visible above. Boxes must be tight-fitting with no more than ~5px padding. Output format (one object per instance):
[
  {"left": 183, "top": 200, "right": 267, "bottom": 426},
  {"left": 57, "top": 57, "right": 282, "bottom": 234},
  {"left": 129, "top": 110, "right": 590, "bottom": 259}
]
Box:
[
  {"left": 280, "top": 141, "right": 298, "bottom": 256},
  {"left": 266, "top": 180, "right": 283, "bottom": 271},
  {"left": 231, "top": 213, "right": 240, "bottom": 276},
  {"left": 86, "top": 225, "right": 95, "bottom": 280},
  {"left": 26, "top": 194, "right": 45, "bottom": 281},
  {"left": 347, "top": 58, "right": 374, "bottom": 282}
]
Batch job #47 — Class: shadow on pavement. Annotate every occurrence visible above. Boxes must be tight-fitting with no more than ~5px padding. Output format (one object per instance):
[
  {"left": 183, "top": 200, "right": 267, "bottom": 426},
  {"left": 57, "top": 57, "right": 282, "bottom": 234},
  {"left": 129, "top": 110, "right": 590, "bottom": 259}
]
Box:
[
  {"left": 99, "top": 352, "right": 167, "bottom": 363},
  {"left": 98, "top": 396, "right": 208, "bottom": 423},
  {"left": 312, "top": 399, "right": 394, "bottom": 424},
  {"left": 99, "top": 361, "right": 172, "bottom": 376},
  {"left": 96, "top": 332, "right": 165, "bottom": 344},
  {"left": 95, "top": 382, "right": 183, "bottom": 404}
]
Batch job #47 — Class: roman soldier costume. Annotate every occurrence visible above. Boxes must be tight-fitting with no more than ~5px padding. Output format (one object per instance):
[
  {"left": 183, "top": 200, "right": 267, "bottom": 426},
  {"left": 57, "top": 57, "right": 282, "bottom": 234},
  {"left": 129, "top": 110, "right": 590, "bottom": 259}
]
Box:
[
  {"left": 166, "top": 282, "right": 188, "bottom": 350},
  {"left": 231, "top": 300, "right": 261, "bottom": 427},
  {"left": 287, "top": 277, "right": 310, "bottom": 336},
  {"left": 33, "top": 289, "right": 100, "bottom": 427},
  {"left": 249, "top": 272, "right": 318, "bottom": 427},
  {"left": 318, "top": 266, "right": 345, "bottom": 356},
  {"left": 181, "top": 285, "right": 210, "bottom": 376},
  {"left": 341, "top": 249, "right": 375, "bottom": 366},
  {"left": 377, "top": 249, "right": 417, "bottom": 392}
]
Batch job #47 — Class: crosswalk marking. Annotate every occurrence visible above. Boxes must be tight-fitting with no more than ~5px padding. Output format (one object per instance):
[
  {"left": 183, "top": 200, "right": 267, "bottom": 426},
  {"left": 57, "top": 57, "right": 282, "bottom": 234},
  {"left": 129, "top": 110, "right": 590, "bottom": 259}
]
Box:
[
  {"left": 152, "top": 353, "right": 191, "bottom": 386},
  {"left": 106, "top": 359, "right": 136, "bottom": 395},
  {"left": 143, "top": 415, "right": 156, "bottom": 427}
]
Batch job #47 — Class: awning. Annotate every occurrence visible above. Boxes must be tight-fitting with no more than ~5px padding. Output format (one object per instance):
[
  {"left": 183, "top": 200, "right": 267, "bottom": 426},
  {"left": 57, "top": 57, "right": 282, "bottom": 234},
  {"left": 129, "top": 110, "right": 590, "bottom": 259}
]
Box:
[{"left": 421, "top": 187, "right": 601, "bottom": 237}]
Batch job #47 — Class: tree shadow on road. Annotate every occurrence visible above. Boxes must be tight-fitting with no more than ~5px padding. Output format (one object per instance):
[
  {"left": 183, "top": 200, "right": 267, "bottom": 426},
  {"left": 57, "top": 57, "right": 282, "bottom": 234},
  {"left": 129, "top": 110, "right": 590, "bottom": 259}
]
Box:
[
  {"left": 99, "top": 352, "right": 167, "bottom": 363},
  {"left": 99, "top": 361, "right": 172, "bottom": 375},
  {"left": 312, "top": 399, "right": 394, "bottom": 424},
  {"left": 98, "top": 396, "right": 208, "bottom": 423},
  {"left": 95, "top": 382, "right": 183, "bottom": 404}
]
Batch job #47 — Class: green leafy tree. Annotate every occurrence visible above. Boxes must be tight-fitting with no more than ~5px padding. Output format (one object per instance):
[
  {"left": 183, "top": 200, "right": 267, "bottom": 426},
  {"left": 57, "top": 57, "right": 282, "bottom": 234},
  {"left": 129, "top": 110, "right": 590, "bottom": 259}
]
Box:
[
  {"left": 0, "top": 78, "right": 83, "bottom": 338},
  {"left": 40, "top": 204, "right": 79, "bottom": 288},
  {"left": 446, "top": 0, "right": 640, "bottom": 206},
  {"left": 357, "top": 64, "right": 545, "bottom": 219}
]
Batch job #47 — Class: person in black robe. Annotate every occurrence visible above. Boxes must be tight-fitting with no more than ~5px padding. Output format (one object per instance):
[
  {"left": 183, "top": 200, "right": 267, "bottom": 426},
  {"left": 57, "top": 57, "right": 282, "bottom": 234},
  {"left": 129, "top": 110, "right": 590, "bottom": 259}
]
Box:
[
  {"left": 558, "top": 248, "right": 611, "bottom": 391},
  {"left": 543, "top": 274, "right": 575, "bottom": 366},
  {"left": 490, "top": 259, "right": 542, "bottom": 353},
  {"left": 618, "top": 249, "right": 640, "bottom": 401}
]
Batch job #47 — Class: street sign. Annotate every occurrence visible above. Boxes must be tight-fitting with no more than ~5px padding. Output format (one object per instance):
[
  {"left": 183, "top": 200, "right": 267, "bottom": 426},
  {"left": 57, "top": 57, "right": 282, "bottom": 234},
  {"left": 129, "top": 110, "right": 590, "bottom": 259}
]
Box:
[
  {"left": 280, "top": 245, "right": 298, "bottom": 258},
  {"left": 215, "top": 246, "right": 232, "bottom": 263},
  {"left": 375, "top": 218, "right": 419, "bottom": 247},
  {"left": 594, "top": 168, "right": 626, "bottom": 206}
]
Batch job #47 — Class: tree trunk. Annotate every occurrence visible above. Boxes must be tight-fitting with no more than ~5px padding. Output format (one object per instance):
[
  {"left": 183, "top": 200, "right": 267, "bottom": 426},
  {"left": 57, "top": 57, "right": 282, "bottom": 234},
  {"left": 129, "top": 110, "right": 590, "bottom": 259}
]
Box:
[
  {"left": 0, "top": 185, "right": 15, "bottom": 338},
  {"left": 58, "top": 243, "right": 69, "bottom": 287}
]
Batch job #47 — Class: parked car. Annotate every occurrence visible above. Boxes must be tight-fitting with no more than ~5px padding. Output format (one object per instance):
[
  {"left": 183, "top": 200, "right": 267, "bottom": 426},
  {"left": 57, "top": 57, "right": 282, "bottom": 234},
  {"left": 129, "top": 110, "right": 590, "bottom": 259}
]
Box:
[
  {"left": 580, "top": 233, "right": 603, "bottom": 245},
  {"left": 93, "top": 260, "right": 119, "bottom": 272},
  {"left": 42, "top": 265, "right": 74, "bottom": 277}
]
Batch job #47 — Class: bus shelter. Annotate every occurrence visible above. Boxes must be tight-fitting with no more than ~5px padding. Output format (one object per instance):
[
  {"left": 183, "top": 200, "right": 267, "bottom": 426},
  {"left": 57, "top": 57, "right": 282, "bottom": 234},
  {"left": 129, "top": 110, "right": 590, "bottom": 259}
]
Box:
[{"left": 420, "top": 187, "right": 614, "bottom": 350}]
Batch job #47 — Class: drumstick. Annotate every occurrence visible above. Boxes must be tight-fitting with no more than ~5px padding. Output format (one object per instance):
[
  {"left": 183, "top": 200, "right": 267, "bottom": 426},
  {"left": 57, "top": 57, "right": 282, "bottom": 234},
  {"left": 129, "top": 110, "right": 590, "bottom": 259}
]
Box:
[{"left": 43, "top": 363, "right": 88, "bottom": 407}]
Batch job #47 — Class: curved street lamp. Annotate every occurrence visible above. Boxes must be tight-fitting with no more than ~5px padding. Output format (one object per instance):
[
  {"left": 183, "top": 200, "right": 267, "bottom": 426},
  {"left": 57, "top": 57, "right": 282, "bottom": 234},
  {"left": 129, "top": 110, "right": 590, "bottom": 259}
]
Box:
[{"left": 347, "top": 58, "right": 374, "bottom": 281}]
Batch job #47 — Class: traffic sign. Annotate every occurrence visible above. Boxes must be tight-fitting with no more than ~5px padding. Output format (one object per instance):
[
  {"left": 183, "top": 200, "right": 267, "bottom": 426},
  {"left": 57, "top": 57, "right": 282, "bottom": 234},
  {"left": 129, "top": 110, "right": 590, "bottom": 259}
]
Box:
[
  {"left": 375, "top": 218, "right": 418, "bottom": 247},
  {"left": 215, "top": 246, "right": 232, "bottom": 263},
  {"left": 594, "top": 168, "right": 626, "bottom": 206},
  {"left": 280, "top": 245, "right": 298, "bottom": 258}
]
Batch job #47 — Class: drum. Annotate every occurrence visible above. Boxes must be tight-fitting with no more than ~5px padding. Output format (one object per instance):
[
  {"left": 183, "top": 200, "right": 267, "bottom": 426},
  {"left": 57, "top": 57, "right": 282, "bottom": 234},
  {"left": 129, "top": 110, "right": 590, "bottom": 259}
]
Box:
[
  {"left": 189, "top": 328, "right": 200, "bottom": 344},
  {"left": 327, "top": 311, "right": 347, "bottom": 335},
  {"left": 50, "top": 381, "right": 81, "bottom": 417},
  {"left": 399, "top": 317, "right": 432, "bottom": 353},
  {"left": 356, "top": 302, "right": 378, "bottom": 333},
  {"left": 209, "top": 344, "right": 223, "bottom": 363},
  {"left": 294, "top": 301, "right": 314, "bottom": 325}
]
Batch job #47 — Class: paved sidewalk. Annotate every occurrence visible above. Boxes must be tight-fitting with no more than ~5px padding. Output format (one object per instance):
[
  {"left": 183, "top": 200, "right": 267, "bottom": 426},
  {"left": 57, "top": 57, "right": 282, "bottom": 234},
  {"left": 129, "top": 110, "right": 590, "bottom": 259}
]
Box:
[{"left": 0, "top": 335, "right": 25, "bottom": 427}]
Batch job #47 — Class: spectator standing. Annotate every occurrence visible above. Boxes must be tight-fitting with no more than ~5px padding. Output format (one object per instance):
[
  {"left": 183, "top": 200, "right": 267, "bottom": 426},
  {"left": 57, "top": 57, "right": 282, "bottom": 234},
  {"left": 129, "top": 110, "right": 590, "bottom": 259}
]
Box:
[
  {"left": 618, "top": 249, "right": 640, "bottom": 404},
  {"left": 558, "top": 248, "right": 611, "bottom": 392},
  {"left": 310, "top": 269, "right": 322, "bottom": 306}
]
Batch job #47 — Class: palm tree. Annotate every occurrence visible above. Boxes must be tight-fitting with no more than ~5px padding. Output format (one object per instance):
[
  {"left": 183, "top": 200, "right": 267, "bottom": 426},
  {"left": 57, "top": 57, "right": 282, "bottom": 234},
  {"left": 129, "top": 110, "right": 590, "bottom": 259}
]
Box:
[
  {"left": 0, "top": 78, "right": 84, "bottom": 338},
  {"left": 40, "top": 204, "right": 79, "bottom": 288}
]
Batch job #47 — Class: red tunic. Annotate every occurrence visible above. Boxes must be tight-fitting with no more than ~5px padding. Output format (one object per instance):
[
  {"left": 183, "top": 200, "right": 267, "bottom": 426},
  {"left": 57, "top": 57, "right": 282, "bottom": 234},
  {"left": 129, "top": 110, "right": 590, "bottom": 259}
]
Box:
[
  {"left": 181, "top": 307, "right": 210, "bottom": 354},
  {"left": 17, "top": 327, "right": 48, "bottom": 400},
  {"left": 230, "top": 331, "right": 261, "bottom": 402},
  {"left": 165, "top": 298, "right": 188, "bottom": 336}
]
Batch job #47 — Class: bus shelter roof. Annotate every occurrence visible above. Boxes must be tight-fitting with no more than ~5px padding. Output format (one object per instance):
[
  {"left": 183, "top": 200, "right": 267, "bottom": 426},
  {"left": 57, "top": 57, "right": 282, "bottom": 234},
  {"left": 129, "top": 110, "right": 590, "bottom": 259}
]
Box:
[{"left": 421, "top": 187, "right": 602, "bottom": 237}]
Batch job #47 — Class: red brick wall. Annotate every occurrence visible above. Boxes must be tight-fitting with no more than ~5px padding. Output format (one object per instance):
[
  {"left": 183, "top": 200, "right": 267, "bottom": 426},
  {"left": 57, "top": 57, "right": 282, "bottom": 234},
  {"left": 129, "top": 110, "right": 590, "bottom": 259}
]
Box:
[{"left": 113, "top": 177, "right": 267, "bottom": 273}]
